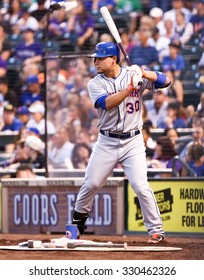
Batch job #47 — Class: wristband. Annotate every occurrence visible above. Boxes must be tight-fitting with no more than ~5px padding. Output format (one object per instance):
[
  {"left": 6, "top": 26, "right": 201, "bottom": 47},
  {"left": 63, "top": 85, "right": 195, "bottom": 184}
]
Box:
[{"left": 127, "top": 84, "right": 135, "bottom": 92}]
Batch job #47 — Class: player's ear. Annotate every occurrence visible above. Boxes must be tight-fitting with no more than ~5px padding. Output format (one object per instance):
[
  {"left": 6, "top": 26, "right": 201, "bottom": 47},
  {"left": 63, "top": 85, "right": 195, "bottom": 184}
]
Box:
[{"left": 112, "top": 56, "right": 117, "bottom": 63}]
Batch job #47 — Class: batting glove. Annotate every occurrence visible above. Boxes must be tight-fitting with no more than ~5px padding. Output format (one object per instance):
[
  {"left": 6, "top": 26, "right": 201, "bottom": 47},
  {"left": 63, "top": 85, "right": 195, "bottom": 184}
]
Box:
[
  {"left": 127, "top": 73, "right": 142, "bottom": 92},
  {"left": 126, "top": 64, "right": 143, "bottom": 79},
  {"left": 127, "top": 65, "right": 143, "bottom": 92}
]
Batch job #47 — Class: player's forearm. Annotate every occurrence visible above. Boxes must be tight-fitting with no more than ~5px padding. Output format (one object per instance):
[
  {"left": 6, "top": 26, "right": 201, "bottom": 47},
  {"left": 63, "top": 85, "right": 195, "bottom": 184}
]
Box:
[
  {"left": 142, "top": 70, "right": 171, "bottom": 87},
  {"left": 105, "top": 89, "right": 131, "bottom": 110}
]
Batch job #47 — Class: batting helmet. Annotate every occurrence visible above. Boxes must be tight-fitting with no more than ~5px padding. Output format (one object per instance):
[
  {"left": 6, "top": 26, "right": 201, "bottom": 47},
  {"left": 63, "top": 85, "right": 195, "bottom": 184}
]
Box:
[{"left": 90, "top": 42, "right": 120, "bottom": 63}]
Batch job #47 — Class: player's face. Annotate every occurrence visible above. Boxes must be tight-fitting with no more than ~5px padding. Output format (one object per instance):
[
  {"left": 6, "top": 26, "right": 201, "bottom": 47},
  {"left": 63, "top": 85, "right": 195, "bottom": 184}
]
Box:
[{"left": 94, "top": 56, "right": 115, "bottom": 73}]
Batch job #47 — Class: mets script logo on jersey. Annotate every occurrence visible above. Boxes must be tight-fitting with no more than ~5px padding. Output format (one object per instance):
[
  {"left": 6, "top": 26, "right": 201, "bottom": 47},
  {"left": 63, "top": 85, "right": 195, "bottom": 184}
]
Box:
[
  {"left": 129, "top": 89, "right": 140, "bottom": 97},
  {"left": 109, "top": 89, "right": 140, "bottom": 97}
]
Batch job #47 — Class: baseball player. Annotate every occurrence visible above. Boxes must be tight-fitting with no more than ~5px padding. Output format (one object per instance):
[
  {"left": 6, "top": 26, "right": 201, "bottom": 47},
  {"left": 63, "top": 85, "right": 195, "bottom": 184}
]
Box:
[{"left": 72, "top": 42, "right": 171, "bottom": 243}]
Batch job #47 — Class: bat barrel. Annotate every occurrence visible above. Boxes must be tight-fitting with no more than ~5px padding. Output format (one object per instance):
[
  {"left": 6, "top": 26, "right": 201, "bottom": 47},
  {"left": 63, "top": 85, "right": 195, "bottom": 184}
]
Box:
[{"left": 67, "top": 242, "right": 126, "bottom": 249}]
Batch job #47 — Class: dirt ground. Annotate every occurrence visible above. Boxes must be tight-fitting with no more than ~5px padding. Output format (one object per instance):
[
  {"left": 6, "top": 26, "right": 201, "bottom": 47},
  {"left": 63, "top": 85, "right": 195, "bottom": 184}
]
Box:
[{"left": 0, "top": 233, "right": 203, "bottom": 260}]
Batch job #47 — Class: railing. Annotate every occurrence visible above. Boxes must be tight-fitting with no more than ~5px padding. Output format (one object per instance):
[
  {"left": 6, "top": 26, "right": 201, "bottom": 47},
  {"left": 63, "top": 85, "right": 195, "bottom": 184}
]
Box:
[
  {"left": 172, "top": 155, "right": 197, "bottom": 177},
  {"left": 0, "top": 167, "right": 173, "bottom": 178}
]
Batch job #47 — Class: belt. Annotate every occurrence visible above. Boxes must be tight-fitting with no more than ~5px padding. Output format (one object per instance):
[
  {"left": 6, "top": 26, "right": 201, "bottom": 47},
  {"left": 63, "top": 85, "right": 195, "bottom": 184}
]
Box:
[{"left": 100, "top": 129, "right": 140, "bottom": 140}]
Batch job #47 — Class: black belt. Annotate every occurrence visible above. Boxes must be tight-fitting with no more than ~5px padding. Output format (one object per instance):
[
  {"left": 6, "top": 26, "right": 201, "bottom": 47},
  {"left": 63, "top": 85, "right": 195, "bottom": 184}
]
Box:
[{"left": 100, "top": 129, "right": 140, "bottom": 140}]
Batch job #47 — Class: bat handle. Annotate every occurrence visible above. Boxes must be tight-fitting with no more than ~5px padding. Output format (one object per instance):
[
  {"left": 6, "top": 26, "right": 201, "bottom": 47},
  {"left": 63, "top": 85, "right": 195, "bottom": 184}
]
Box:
[{"left": 118, "top": 42, "right": 132, "bottom": 66}]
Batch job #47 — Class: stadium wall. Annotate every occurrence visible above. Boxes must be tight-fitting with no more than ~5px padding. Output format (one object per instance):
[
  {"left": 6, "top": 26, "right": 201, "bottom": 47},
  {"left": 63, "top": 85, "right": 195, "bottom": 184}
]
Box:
[{"left": 0, "top": 178, "right": 203, "bottom": 235}]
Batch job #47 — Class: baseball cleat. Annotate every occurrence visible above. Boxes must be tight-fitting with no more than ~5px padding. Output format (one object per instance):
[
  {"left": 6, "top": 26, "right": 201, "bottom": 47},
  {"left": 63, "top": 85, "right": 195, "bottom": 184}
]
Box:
[{"left": 148, "top": 233, "right": 165, "bottom": 244}]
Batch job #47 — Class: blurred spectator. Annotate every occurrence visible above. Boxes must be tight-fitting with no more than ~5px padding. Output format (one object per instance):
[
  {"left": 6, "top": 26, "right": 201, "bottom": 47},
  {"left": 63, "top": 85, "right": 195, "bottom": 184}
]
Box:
[
  {"left": 163, "top": 18, "right": 175, "bottom": 40},
  {"left": 23, "top": 135, "right": 45, "bottom": 169},
  {"left": 0, "top": 93, "right": 5, "bottom": 118},
  {"left": 79, "top": 90, "right": 98, "bottom": 129},
  {"left": 162, "top": 42, "right": 185, "bottom": 77},
  {"left": 149, "top": 0, "right": 171, "bottom": 13},
  {"left": 76, "top": 128, "right": 92, "bottom": 148},
  {"left": 3, "top": 0, "right": 22, "bottom": 26},
  {"left": 181, "top": 142, "right": 204, "bottom": 177},
  {"left": 118, "top": 27, "right": 137, "bottom": 65},
  {"left": 149, "top": 7, "right": 166, "bottom": 36},
  {"left": 163, "top": 126, "right": 191, "bottom": 156},
  {"left": 16, "top": 5, "right": 39, "bottom": 31},
  {"left": 0, "top": 138, "right": 27, "bottom": 168},
  {"left": 196, "top": 92, "right": 204, "bottom": 113},
  {"left": 16, "top": 163, "right": 39, "bottom": 178},
  {"left": 14, "top": 125, "right": 28, "bottom": 142},
  {"left": 148, "top": 26, "right": 170, "bottom": 63},
  {"left": 48, "top": 125, "right": 74, "bottom": 169},
  {"left": 147, "top": 135, "right": 182, "bottom": 177},
  {"left": 0, "top": 24, "right": 12, "bottom": 62},
  {"left": 192, "top": 112, "right": 204, "bottom": 129},
  {"left": 96, "top": 0, "right": 116, "bottom": 11},
  {"left": 99, "top": 32, "right": 113, "bottom": 43},
  {"left": 0, "top": 57, "right": 7, "bottom": 77},
  {"left": 67, "top": 0, "right": 95, "bottom": 51},
  {"left": 47, "top": 85, "right": 64, "bottom": 126},
  {"left": 129, "top": 28, "right": 159, "bottom": 69},
  {"left": 192, "top": 124, "right": 204, "bottom": 145},
  {"left": 12, "top": 125, "right": 40, "bottom": 148},
  {"left": 0, "top": 23, "right": 10, "bottom": 78},
  {"left": 14, "top": 27, "right": 44, "bottom": 72},
  {"left": 163, "top": 127, "right": 180, "bottom": 152},
  {"left": 25, "top": 58, "right": 43, "bottom": 78},
  {"left": 0, "top": 76, "right": 19, "bottom": 106},
  {"left": 142, "top": 102, "right": 153, "bottom": 128},
  {"left": 26, "top": 101, "right": 56, "bottom": 135},
  {"left": 142, "top": 123, "right": 156, "bottom": 160},
  {"left": 139, "top": 15, "right": 155, "bottom": 32},
  {"left": 71, "top": 142, "right": 92, "bottom": 169},
  {"left": 160, "top": 101, "right": 187, "bottom": 129},
  {"left": 66, "top": 103, "right": 82, "bottom": 135},
  {"left": 184, "top": 0, "right": 195, "bottom": 13},
  {"left": 85, "top": 0, "right": 116, "bottom": 14},
  {"left": 20, "top": 74, "right": 43, "bottom": 106},
  {"left": 88, "top": 117, "right": 99, "bottom": 145},
  {"left": 190, "top": 0, "right": 204, "bottom": 36},
  {"left": 27, "top": 127, "right": 41, "bottom": 137},
  {"left": 0, "top": 104, "right": 23, "bottom": 132},
  {"left": 7, "top": 22, "right": 22, "bottom": 48},
  {"left": 180, "top": 124, "right": 204, "bottom": 159},
  {"left": 47, "top": 8, "right": 68, "bottom": 40},
  {"left": 186, "top": 104, "right": 195, "bottom": 128},
  {"left": 16, "top": 105, "right": 30, "bottom": 125},
  {"left": 143, "top": 88, "right": 168, "bottom": 128},
  {"left": 163, "top": 0, "right": 192, "bottom": 24},
  {"left": 116, "top": 0, "right": 142, "bottom": 13},
  {"left": 198, "top": 53, "right": 204, "bottom": 85},
  {"left": 162, "top": 42, "right": 185, "bottom": 103},
  {"left": 30, "top": 0, "right": 49, "bottom": 22},
  {"left": 173, "top": 10, "right": 194, "bottom": 47}
]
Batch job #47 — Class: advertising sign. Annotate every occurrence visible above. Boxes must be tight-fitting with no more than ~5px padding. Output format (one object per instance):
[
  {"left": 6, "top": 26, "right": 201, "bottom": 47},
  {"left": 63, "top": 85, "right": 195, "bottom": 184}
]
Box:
[
  {"left": 1, "top": 178, "right": 124, "bottom": 235},
  {"left": 127, "top": 180, "right": 204, "bottom": 233}
]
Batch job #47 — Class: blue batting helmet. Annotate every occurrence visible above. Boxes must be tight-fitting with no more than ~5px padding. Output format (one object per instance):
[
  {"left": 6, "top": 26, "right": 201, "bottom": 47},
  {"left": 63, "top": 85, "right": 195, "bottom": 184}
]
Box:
[{"left": 90, "top": 42, "right": 120, "bottom": 63}]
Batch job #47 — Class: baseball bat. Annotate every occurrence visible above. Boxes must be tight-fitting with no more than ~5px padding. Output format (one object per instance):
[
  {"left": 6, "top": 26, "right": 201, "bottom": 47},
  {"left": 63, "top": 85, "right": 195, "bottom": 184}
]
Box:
[
  {"left": 100, "top": 6, "right": 132, "bottom": 66},
  {"left": 67, "top": 242, "right": 127, "bottom": 249}
]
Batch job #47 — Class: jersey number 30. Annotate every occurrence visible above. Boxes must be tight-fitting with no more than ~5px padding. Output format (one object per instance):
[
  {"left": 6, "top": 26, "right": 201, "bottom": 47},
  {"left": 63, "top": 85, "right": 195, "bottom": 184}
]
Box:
[{"left": 126, "top": 101, "right": 140, "bottom": 114}]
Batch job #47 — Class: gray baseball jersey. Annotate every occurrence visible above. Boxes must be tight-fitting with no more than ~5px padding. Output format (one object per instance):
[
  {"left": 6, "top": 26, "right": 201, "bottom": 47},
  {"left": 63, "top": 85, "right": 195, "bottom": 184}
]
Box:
[
  {"left": 74, "top": 67, "right": 164, "bottom": 237},
  {"left": 88, "top": 67, "right": 154, "bottom": 132}
]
